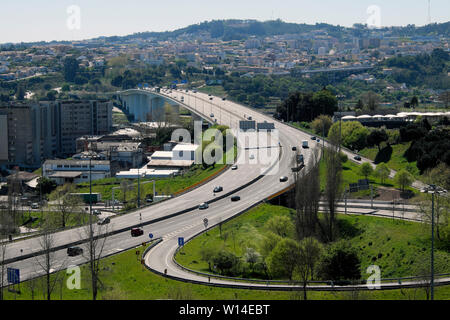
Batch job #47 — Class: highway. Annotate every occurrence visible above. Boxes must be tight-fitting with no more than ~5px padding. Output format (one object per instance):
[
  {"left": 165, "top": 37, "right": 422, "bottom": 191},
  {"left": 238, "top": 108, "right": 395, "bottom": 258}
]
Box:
[
  {"left": 2, "top": 88, "right": 316, "bottom": 285},
  {"left": 2, "top": 88, "right": 436, "bottom": 293}
]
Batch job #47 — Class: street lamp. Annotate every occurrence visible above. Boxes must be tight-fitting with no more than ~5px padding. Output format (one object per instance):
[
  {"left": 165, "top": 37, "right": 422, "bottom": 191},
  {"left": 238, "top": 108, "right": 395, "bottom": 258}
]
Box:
[{"left": 420, "top": 184, "right": 447, "bottom": 300}]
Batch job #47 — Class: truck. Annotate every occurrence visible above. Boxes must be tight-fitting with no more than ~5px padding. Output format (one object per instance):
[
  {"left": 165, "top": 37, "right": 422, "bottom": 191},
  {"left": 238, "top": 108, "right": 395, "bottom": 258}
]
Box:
[
  {"left": 70, "top": 193, "right": 102, "bottom": 204},
  {"left": 302, "top": 140, "right": 309, "bottom": 148}
]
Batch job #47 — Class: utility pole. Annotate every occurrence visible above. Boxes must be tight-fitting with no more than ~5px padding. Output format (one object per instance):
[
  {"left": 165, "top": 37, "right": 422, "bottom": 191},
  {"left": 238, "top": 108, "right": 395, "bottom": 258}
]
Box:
[{"left": 137, "top": 167, "right": 141, "bottom": 209}]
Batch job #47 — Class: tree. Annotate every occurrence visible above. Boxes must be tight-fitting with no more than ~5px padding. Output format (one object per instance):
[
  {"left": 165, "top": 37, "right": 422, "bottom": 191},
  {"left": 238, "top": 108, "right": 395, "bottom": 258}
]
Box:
[
  {"left": 212, "top": 251, "right": 240, "bottom": 276},
  {"left": 266, "top": 238, "right": 300, "bottom": 280},
  {"left": 297, "top": 237, "right": 323, "bottom": 300},
  {"left": 410, "top": 96, "right": 419, "bottom": 108},
  {"left": 318, "top": 241, "right": 361, "bottom": 283},
  {"left": 361, "top": 91, "right": 380, "bottom": 111},
  {"left": 328, "top": 121, "right": 369, "bottom": 151},
  {"left": 367, "top": 129, "right": 388, "bottom": 151},
  {"left": 63, "top": 57, "right": 79, "bottom": 82},
  {"left": 294, "top": 150, "right": 320, "bottom": 240},
  {"left": 260, "top": 232, "right": 283, "bottom": 258},
  {"left": 49, "top": 184, "right": 81, "bottom": 228},
  {"left": 265, "top": 215, "right": 294, "bottom": 238},
  {"left": 200, "top": 246, "right": 216, "bottom": 272},
  {"left": 244, "top": 247, "right": 261, "bottom": 272},
  {"left": 82, "top": 213, "right": 110, "bottom": 300},
  {"left": 375, "top": 163, "right": 390, "bottom": 184},
  {"left": 311, "top": 115, "right": 333, "bottom": 137},
  {"left": 411, "top": 251, "right": 449, "bottom": 300},
  {"left": 120, "top": 180, "right": 133, "bottom": 203},
  {"left": 394, "top": 169, "right": 414, "bottom": 192},
  {"left": 359, "top": 162, "right": 374, "bottom": 180},
  {"left": 36, "top": 177, "right": 57, "bottom": 195},
  {"left": 15, "top": 84, "right": 25, "bottom": 101},
  {"left": 320, "top": 144, "right": 343, "bottom": 243},
  {"left": 35, "top": 217, "right": 67, "bottom": 300}
]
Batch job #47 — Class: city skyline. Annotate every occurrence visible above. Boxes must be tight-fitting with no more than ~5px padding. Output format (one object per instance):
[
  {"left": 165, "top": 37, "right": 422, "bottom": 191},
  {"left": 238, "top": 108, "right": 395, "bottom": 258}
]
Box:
[{"left": 1, "top": 0, "right": 449, "bottom": 44}]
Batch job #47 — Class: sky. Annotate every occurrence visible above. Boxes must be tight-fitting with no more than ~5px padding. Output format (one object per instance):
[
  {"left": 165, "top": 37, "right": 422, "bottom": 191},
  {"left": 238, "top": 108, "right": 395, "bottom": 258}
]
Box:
[{"left": 0, "top": 0, "right": 449, "bottom": 44}]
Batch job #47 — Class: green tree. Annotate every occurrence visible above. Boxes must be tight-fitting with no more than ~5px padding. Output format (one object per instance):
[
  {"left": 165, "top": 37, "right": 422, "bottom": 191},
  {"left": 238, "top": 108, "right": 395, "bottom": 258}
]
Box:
[
  {"left": 394, "top": 169, "right": 414, "bottom": 192},
  {"left": 328, "top": 121, "right": 369, "bottom": 151},
  {"left": 318, "top": 241, "right": 361, "bottom": 283},
  {"left": 367, "top": 129, "right": 389, "bottom": 151},
  {"left": 266, "top": 238, "right": 300, "bottom": 280},
  {"left": 265, "top": 215, "right": 294, "bottom": 238},
  {"left": 311, "top": 115, "right": 333, "bottom": 137},
  {"left": 375, "top": 163, "right": 390, "bottom": 184},
  {"left": 260, "top": 232, "right": 283, "bottom": 258},
  {"left": 36, "top": 177, "right": 57, "bottom": 195},
  {"left": 63, "top": 57, "right": 79, "bottom": 82},
  {"left": 359, "top": 162, "right": 373, "bottom": 180}
]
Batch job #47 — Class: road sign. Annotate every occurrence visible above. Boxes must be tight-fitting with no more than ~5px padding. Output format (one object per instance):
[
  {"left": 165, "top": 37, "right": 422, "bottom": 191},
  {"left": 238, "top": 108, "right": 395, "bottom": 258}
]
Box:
[
  {"left": 178, "top": 237, "right": 184, "bottom": 246},
  {"left": 7, "top": 268, "right": 20, "bottom": 284},
  {"left": 149, "top": 233, "right": 154, "bottom": 239}
]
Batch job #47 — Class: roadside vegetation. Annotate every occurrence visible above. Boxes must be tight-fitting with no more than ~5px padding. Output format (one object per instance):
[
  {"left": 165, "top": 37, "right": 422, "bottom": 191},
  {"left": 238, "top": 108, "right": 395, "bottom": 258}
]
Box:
[{"left": 3, "top": 240, "right": 450, "bottom": 300}]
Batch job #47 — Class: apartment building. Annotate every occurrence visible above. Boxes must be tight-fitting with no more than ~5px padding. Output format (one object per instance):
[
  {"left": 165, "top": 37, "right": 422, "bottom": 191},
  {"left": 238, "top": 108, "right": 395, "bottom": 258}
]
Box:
[
  {"left": 42, "top": 159, "right": 113, "bottom": 185},
  {"left": 59, "top": 100, "right": 112, "bottom": 156},
  {"left": 0, "top": 100, "right": 112, "bottom": 169}
]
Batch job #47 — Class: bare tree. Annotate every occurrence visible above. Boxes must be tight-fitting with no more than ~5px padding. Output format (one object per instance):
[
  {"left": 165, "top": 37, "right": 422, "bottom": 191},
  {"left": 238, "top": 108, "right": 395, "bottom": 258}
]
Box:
[
  {"left": 296, "top": 237, "right": 322, "bottom": 300},
  {"left": 0, "top": 236, "right": 6, "bottom": 300},
  {"left": 35, "top": 218, "right": 67, "bottom": 300},
  {"left": 319, "top": 143, "right": 343, "bottom": 243},
  {"left": 50, "top": 184, "right": 81, "bottom": 229},
  {"left": 81, "top": 214, "right": 110, "bottom": 300},
  {"left": 293, "top": 149, "right": 320, "bottom": 240}
]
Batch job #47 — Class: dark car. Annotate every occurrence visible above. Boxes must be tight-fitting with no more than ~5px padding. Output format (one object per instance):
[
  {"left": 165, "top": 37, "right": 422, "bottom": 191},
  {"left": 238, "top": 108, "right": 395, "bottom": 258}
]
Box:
[
  {"left": 222, "top": 97, "right": 226, "bottom": 101},
  {"left": 311, "top": 136, "right": 317, "bottom": 141},
  {"left": 67, "top": 247, "right": 83, "bottom": 257},
  {"left": 280, "top": 176, "right": 289, "bottom": 182},
  {"left": 354, "top": 155, "right": 362, "bottom": 161},
  {"left": 93, "top": 209, "right": 101, "bottom": 215},
  {"left": 213, "top": 186, "right": 223, "bottom": 193},
  {"left": 209, "top": 97, "right": 213, "bottom": 100},
  {"left": 292, "top": 146, "right": 297, "bottom": 151},
  {"left": 231, "top": 196, "right": 241, "bottom": 202},
  {"left": 131, "top": 228, "right": 144, "bottom": 237}
]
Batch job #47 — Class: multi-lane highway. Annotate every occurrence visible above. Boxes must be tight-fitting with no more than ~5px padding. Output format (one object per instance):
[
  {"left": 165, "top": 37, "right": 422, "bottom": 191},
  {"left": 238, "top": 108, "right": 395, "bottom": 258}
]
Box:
[{"left": 2, "top": 87, "right": 317, "bottom": 285}]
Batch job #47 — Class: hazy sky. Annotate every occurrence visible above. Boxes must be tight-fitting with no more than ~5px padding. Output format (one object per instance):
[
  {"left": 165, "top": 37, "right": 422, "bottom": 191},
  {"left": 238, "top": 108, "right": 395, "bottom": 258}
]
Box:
[{"left": 1, "top": 0, "right": 449, "bottom": 44}]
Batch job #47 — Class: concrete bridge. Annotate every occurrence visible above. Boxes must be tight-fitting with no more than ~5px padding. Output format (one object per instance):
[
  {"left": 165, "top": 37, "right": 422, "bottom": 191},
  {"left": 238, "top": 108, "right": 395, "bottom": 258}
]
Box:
[{"left": 118, "top": 88, "right": 212, "bottom": 124}]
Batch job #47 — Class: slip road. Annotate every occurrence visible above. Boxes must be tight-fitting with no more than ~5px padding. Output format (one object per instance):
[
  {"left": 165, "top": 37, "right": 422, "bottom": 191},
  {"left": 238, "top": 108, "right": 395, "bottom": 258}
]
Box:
[{"left": 179, "top": 304, "right": 270, "bottom": 317}]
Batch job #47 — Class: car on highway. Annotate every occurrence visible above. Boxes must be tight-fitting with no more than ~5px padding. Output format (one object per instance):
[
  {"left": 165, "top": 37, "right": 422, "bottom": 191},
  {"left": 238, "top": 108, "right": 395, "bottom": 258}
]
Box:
[
  {"left": 131, "top": 228, "right": 144, "bottom": 237},
  {"left": 292, "top": 146, "right": 297, "bottom": 151},
  {"left": 209, "top": 97, "right": 213, "bottom": 100},
  {"left": 67, "top": 247, "right": 83, "bottom": 257},
  {"left": 222, "top": 97, "right": 226, "bottom": 101},
  {"left": 213, "top": 186, "right": 223, "bottom": 193},
  {"left": 93, "top": 209, "right": 101, "bottom": 215},
  {"left": 280, "top": 176, "right": 289, "bottom": 182},
  {"left": 249, "top": 154, "right": 255, "bottom": 160},
  {"left": 231, "top": 165, "right": 238, "bottom": 170},
  {"left": 311, "top": 136, "right": 317, "bottom": 141},
  {"left": 198, "top": 203, "right": 209, "bottom": 210},
  {"left": 208, "top": 94, "right": 212, "bottom": 96},
  {"left": 210, "top": 113, "right": 214, "bottom": 117},
  {"left": 30, "top": 203, "right": 39, "bottom": 209},
  {"left": 231, "top": 196, "right": 241, "bottom": 202},
  {"left": 354, "top": 155, "right": 362, "bottom": 161},
  {"left": 317, "top": 139, "right": 321, "bottom": 143},
  {"left": 97, "top": 217, "right": 110, "bottom": 225}
]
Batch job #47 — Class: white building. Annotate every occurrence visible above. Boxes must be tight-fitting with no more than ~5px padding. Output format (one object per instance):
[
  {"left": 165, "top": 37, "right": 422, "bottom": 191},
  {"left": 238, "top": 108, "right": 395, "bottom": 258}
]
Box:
[{"left": 43, "top": 160, "right": 112, "bottom": 185}]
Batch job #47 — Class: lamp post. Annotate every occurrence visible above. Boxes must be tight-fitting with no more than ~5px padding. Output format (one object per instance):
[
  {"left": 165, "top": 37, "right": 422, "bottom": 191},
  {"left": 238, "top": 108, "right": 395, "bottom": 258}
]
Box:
[{"left": 421, "top": 184, "right": 447, "bottom": 300}]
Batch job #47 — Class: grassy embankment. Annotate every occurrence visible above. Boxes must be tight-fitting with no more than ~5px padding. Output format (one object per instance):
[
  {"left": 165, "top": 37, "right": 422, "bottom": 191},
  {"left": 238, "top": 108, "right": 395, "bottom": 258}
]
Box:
[
  {"left": 174, "top": 203, "right": 450, "bottom": 300},
  {"left": 4, "top": 233, "right": 450, "bottom": 300}
]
